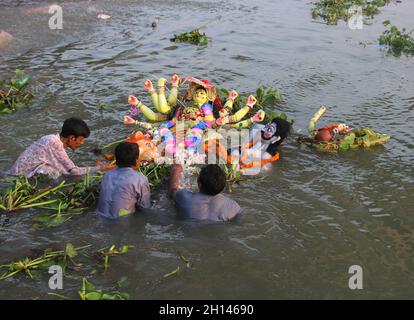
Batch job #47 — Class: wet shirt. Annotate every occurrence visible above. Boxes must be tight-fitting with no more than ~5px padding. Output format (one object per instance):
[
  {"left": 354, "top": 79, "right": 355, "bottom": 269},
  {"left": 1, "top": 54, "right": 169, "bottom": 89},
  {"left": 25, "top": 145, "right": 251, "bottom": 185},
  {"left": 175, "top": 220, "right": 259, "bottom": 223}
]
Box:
[
  {"left": 8, "top": 134, "right": 100, "bottom": 178},
  {"left": 96, "top": 167, "right": 151, "bottom": 219},
  {"left": 173, "top": 189, "right": 241, "bottom": 221}
]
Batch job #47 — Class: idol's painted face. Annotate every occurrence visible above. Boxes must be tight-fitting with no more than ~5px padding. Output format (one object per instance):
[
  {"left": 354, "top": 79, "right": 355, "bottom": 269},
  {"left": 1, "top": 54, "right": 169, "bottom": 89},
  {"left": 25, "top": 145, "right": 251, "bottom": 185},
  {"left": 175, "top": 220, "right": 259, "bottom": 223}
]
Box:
[
  {"left": 261, "top": 122, "right": 277, "bottom": 140},
  {"left": 194, "top": 88, "right": 208, "bottom": 106}
]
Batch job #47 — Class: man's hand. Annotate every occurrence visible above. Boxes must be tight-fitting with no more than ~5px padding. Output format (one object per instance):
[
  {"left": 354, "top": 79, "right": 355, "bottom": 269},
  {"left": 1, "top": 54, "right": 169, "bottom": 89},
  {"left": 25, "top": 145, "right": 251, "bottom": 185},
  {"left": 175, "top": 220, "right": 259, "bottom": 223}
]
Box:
[{"left": 96, "top": 159, "right": 113, "bottom": 171}]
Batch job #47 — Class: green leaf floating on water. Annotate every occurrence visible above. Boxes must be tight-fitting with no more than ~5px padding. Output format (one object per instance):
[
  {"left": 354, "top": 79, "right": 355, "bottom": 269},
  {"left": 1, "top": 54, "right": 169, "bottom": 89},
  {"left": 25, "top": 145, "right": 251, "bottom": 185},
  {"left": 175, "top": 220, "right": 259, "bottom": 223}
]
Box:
[
  {"left": 311, "top": 0, "right": 392, "bottom": 25},
  {"left": 119, "top": 245, "right": 130, "bottom": 254},
  {"left": 65, "top": 243, "right": 78, "bottom": 259},
  {"left": 0, "top": 69, "right": 34, "bottom": 114},
  {"left": 79, "top": 278, "right": 129, "bottom": 300},
  {"left": 216, "top": 85, "right": 291, "bottom": 126},
  {"left": 163, "top": 266, "right": 180, "bottom": 279},
  {"left": 379, "top": 22, "right": 414, "bottom": 56},
  {"left": 0, "top": 243, "right": 91, "bottom": 281},
  {"left": 170, "top": 29, "right": 208, "bottom": 46}
]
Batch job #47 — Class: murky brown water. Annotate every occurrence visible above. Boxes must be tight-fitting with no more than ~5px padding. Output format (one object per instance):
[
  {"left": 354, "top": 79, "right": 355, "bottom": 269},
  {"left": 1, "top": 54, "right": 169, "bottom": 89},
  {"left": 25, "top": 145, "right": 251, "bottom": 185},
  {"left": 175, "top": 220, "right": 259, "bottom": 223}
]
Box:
[{"left": 0, "top": 0, "right": 413, "bottom": 299}]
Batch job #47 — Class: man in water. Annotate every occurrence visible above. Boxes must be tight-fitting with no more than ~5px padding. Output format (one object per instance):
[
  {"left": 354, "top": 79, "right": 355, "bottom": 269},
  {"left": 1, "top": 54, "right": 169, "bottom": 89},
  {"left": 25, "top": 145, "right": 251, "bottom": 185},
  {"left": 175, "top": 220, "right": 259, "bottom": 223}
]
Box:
[
  {"left": 96, "top": 142, "right": 151, "bottom": 220},
  {"left": 8, "top": 117, "right": 104, "bottom": 179},
  {"left": 0, "top": 30, "right": 13, "bottom": 49},
  {"left": 169, "top": 164, "right": 241, "bottom": 221}
]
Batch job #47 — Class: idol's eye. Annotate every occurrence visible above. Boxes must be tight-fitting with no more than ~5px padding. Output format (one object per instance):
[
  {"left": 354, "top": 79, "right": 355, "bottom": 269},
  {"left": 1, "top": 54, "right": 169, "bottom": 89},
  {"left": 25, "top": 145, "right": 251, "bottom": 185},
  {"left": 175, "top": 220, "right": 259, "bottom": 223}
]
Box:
[{"left": 266, "top": 124, "right": 276, "bottom": 133}]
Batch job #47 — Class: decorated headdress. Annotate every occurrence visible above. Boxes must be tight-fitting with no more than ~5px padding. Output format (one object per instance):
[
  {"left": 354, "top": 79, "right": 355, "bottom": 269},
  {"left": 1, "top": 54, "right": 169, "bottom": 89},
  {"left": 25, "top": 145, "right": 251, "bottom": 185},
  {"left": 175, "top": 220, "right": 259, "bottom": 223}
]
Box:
[{"left": 181, "top": 76, "right": 223, "bottom": 110}]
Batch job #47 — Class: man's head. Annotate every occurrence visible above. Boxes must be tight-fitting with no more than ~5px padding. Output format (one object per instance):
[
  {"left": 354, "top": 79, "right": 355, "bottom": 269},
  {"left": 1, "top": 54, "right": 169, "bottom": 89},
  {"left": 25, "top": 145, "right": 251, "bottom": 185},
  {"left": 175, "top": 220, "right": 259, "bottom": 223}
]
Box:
[
  {"left": 198, "top": 164, "right": 226, "bottom": 196},
  {"left": 115, "top": 142, "right": 139, "bottom": 168},
  {"left": 60, "top": 118, "right": 91, "bottom": 150}
]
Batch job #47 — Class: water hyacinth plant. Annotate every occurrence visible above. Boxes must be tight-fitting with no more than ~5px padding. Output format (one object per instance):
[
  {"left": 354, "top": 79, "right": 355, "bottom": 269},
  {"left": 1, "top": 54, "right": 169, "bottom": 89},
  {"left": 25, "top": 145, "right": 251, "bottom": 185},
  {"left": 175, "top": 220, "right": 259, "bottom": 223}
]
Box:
[
  {"left": 170, "top": 28, "right": 208, "bottom": 46},
  {"left": 49, "top": 278, "right": 130, "bottom": 300},
  {"left": 217, "top": 86, "right": 285, "bottom": 126},
  {"left": 0, "top": 69, "right": 34, "bottom": 114},
  {"left": 97, "top": 244, "right": 133, "bottom": 272},
  {"left": 0, "top": 176, "right": 68, "bottom": 212},
  {"left": 0, "top": 174, "right": 101, "bottom": 228},
  {"left": 137, "top": 162, "right": 171, "bottom": 188},
  {"left": 379, "top": 21, "right": 414, "bottom": 56},
  {"left": 0, "top": 243, "right": 91, "bottom": 281},
  {"left": 32, "top": 173, "right": 101, "bottom": 228},
  {"left": 311, "top": 0, "right": 392, "bottom": 25},
  {"left": 78, "top": 277, "right": 129, "bottom": 300}
]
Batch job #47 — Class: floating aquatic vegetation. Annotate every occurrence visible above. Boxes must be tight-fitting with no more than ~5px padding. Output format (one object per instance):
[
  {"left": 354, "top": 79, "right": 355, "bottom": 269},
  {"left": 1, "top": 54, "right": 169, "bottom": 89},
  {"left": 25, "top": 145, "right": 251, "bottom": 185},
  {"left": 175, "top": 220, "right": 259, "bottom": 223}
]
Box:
[
  {"left": 265, "top": 111, "right": 294, "bottom": 125},
  {"left": 223, "top": 164, "right": 267, "bottom": 192},
  {"left": 163, "top": 266, "right": 180, "bottom": 279},
  {"left": 223, "top": 163, "right": 242, "bottom": 184},
  {"left": 217, "top": 86, "right": 285, "bottom": 124},
  {"left": 162, "top": 254, "right": 194, "bottom": 279},
  {"left": 0, "top": 69, "right": 34, "bottom": 114},
  {"left": 93, "top": 138, "right": 126, "bottom": 155},
  {"left": 379, "top": 21, "right": 414, "bottom": 56},
  {"left": 298, "top": 127, "right": 390, "bottom": 152},
  {"left": 0, "top": 176, "right": 68, "bottom": 212},
  {"left": 170, "top": 28, "right": 208, "bottom": 46},
  {"left": 138, "top": 163, "right": 171, "bottom": 188},
  {"left": 97, "top": 244, "right": 133, "bottom": 272},
  {"left": 78, "top": 277, "right": 129, "bottom": 300},
  {"left": 32, "top": 173, "right": 101, "bottom": 228},
  {"left": 97, "top": 101, "right": 106, "bottom": 112},
  {"left": 311, "top": 0, "right": 391, "bottom": 25},
  {"left": 254, "top": 86, "right": 282, "bottom": 108},
  {"left": 0, "top": 173, "right": 101, "bottom": 228},
  {"left": 180, "top": 255, "right": 191, "bottom": 269},
  {"left": 0, "top": 243, "right": 91, "bottom": 281},
  {"left": 48, "top": 278, "right": 130, "bottom": 300}
]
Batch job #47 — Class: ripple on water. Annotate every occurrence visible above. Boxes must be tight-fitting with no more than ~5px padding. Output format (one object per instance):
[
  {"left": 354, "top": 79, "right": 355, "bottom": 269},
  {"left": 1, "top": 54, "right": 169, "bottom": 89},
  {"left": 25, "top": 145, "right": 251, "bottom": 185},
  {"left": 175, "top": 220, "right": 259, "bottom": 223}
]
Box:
[{"left": 1, "top": 0, "right": 414, "bottom": 299}]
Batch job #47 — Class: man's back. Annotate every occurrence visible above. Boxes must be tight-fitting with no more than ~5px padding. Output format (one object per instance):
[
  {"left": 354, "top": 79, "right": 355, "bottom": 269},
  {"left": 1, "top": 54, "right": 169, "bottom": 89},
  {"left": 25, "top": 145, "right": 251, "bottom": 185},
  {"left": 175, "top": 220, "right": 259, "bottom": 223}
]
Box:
[
  {"left": 9, "top": 134, "right": 63, "bottom": 178},
  {"left": 173, "top": 189, "right": 241, "bottom": 222},
  {"left": 97, "top": 167, "right": 151, "bottom": 219},
  {"left": 8, "top": 133, "right": 99, "bottom": 178}
]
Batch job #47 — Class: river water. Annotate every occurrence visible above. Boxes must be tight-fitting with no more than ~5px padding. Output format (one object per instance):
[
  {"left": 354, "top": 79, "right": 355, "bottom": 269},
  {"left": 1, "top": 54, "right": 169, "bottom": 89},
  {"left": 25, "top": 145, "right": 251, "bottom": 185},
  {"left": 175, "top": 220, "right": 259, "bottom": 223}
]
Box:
[{"left": 0, "top": 0, "right": 413, "bottom": 299}]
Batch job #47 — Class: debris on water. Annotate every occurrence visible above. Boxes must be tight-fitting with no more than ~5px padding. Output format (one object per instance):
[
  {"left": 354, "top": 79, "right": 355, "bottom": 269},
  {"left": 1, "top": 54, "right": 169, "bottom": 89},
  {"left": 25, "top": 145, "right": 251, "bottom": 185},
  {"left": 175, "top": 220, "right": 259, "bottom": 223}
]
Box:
[
  {"left": 311, "top": 0, "right": 393, "bottom": 25},
  {"left": 0, "top": 243, "right": 91, "bottom": 281},
  {"left": 163, "top": 266, "right": 180, "bottom": 279},
  {"left": 152, "top": 19, "right": 158, "bottom": 29},
  {"left": 97, "top": 14, "right": 111, "bottom": 20},
  {"left": 0, "top": 30, "right": 14, "bottom": 49},
  {"left": 0, "top": 69, "right": 34, "bottom": 114},
  {"left": 78, "top": 277, "right": 129, "bottom": 300},
  {"left": 97, "top": 244, "right": 133, "bottom": 273}
]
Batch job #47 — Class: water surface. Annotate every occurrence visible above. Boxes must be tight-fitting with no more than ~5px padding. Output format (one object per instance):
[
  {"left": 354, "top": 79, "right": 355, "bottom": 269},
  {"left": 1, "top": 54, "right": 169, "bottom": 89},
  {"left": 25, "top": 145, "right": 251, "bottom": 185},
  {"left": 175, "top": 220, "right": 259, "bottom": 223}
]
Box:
[{"left": 0, "top": 0, "right": 413, "bottom": 299}]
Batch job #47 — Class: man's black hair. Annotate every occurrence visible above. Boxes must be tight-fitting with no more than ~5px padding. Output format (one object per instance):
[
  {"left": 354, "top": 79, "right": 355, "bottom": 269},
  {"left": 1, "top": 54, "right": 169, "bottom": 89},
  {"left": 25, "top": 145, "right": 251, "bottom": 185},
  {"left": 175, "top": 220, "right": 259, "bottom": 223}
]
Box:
[
  {"left": 115, "top": 142, "right": 139, "bottom": 168},
  {"left": 60, "top": 118, "right": 91, "bottom": 138},
  {"left": 198, "top": 164, "right": 226, "bottom": 196}
]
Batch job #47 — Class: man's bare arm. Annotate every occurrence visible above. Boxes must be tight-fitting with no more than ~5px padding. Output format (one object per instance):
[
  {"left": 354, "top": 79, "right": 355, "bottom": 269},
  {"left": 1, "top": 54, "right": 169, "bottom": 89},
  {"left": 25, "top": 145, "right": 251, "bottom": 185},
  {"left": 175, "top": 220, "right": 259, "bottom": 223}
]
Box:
[{"left": 168, "top": 164, "right": 183, "bottom": 198}]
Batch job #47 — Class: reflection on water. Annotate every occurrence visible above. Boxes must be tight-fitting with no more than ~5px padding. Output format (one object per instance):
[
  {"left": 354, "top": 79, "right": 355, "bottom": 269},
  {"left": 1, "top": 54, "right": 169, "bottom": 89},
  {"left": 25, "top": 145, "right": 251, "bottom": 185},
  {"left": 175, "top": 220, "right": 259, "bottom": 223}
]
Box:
[{"left": 0, "top": 0, "right": 414, "bottom": 299}]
